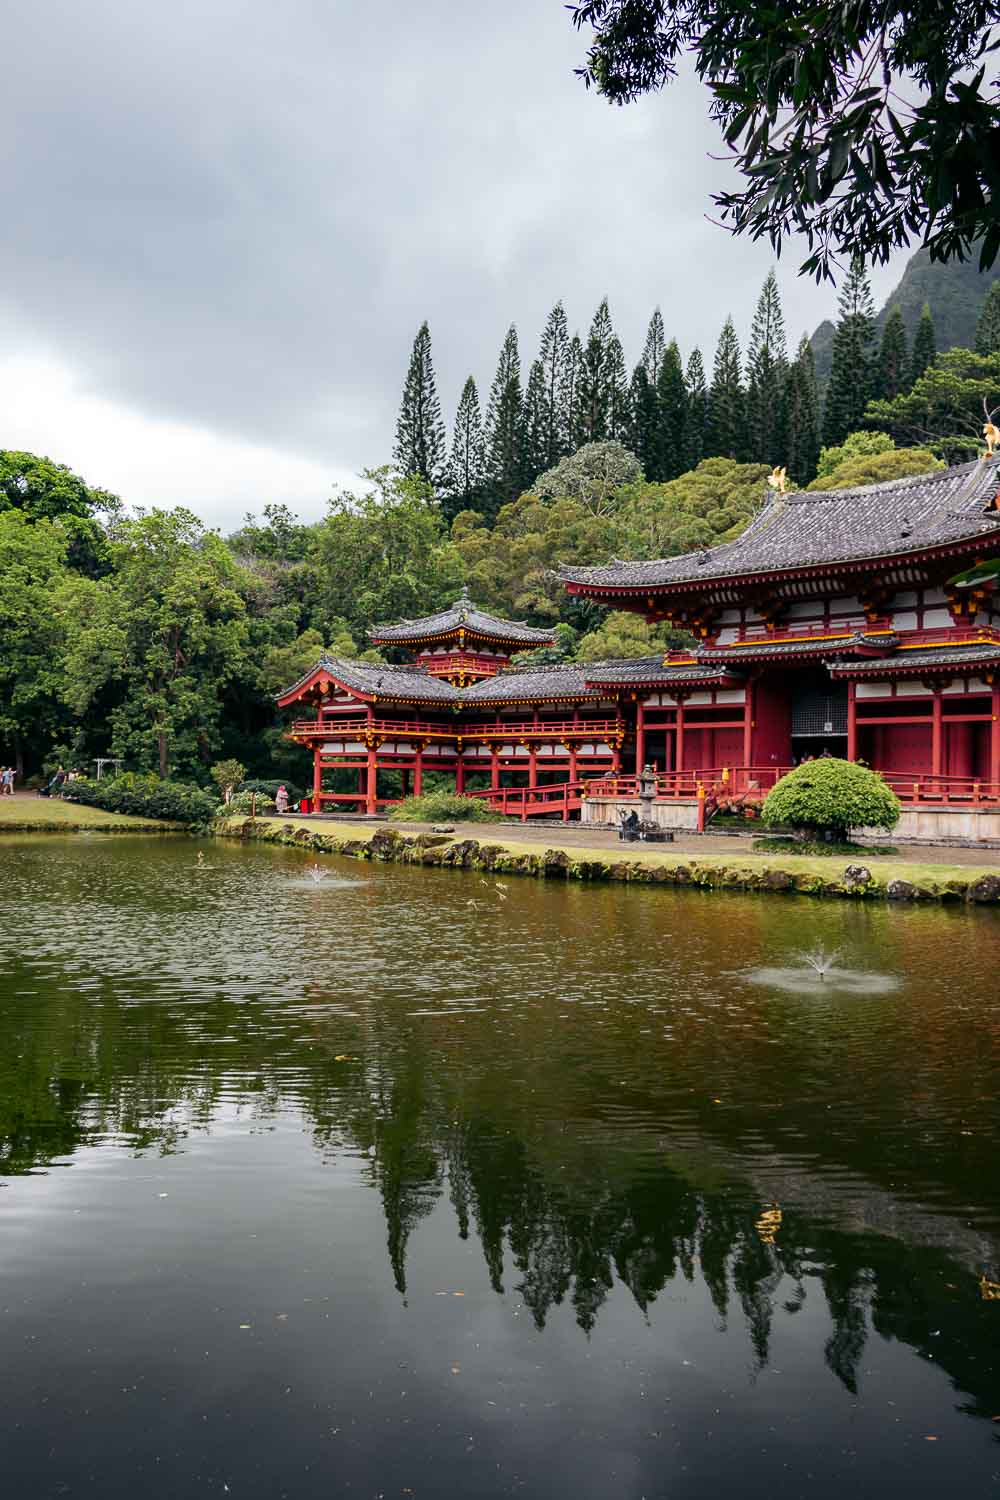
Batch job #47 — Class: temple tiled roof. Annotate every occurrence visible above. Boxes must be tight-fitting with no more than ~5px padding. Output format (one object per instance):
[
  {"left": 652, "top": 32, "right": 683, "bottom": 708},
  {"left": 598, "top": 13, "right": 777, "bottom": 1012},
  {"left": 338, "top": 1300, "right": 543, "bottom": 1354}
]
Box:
[
  {"left": 557, "top": 458, "right": 1000, "bottom": 591},
  {"left": 581, "top": 656, "right": 741, "bottom": 686},
  {"left": 698, "top": 631, "right": 898, "bottom": 662},
  {"left": 369, "top": 589, "right": 554, "bottom": 646},
  {"left": 829, "top": 642, "right": 1000, "bottom": 676},
  {"left": 462, "top": 662, "right": 604, "bottom": 702},
  {"left": 317, "top": 656, "right": 459, "bottom": 702}
]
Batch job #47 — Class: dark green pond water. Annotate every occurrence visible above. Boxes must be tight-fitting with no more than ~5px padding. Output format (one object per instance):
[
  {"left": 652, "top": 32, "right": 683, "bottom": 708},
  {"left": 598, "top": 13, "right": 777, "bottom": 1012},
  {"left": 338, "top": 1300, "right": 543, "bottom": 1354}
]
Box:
[{"left": 2, "top": 835, "right": 1000, "bottom": 1499}]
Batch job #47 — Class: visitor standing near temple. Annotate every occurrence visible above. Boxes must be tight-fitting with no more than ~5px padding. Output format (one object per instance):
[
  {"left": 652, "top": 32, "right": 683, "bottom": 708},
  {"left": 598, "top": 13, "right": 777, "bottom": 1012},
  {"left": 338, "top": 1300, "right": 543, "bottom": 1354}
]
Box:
[
  {"left": 275, "top": 785, "right": 289, "bottom": 813},
  {"left": 0, "top": 767, "right": 12, "bottom": 795}
]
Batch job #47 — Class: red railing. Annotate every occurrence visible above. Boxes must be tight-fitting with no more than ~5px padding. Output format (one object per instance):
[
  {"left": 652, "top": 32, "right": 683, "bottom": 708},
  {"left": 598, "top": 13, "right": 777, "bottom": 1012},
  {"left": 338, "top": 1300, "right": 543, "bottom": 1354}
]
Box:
[
  {"left": 291, "top": 716, "right": 623, "bottom": 743},
  {"left": 879, "top": 771, "right": 1000, "bottom": 805},
  {"left": 415, "top": 651, "right": 502, "bottom": 677},
  {"left": 735, "top": 616, "right": 891, "bottom": 643},
  {"left": 465, "top": 780, "right": 590, "bottom": 822}
]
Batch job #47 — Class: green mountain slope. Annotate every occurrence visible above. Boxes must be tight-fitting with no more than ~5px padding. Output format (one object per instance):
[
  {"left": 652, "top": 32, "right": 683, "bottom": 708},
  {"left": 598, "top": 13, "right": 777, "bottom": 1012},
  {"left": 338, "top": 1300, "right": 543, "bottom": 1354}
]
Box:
[{"left": 812, "top": 249, "right": 1000, "bottom": 387}]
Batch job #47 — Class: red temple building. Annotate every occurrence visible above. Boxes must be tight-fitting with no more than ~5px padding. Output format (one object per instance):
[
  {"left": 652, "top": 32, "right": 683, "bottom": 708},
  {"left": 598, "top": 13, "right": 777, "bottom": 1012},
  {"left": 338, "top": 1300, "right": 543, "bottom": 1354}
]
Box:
[{"left": 279, "top": 458, "right": 1000, "bottom": 838}]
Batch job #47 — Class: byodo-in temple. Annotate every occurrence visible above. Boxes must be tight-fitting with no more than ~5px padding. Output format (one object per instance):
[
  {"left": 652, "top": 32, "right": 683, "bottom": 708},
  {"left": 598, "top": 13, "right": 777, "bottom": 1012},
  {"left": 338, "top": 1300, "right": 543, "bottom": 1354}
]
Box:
[{"left": 278, "top": 456, "right": 1000, "bottom": 839}]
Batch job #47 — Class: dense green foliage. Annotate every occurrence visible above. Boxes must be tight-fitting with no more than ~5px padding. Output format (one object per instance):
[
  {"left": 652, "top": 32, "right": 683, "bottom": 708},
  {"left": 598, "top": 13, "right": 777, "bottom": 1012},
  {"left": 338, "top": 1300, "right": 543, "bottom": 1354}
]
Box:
[
  {"left": 762, "top": 760, "right": 901, "bottom": 838},
  {"left": 388, "top": 792, "right": 499, "bottom": 823},
  {"left": 569, "top": 2, "right": 1000, "bottom": 279},
  {"left": 61, "top": 773, "right": 217, "bottom": 825},
  {"left": 865, "top": 348, "right": 1000, "bottom": 463}
]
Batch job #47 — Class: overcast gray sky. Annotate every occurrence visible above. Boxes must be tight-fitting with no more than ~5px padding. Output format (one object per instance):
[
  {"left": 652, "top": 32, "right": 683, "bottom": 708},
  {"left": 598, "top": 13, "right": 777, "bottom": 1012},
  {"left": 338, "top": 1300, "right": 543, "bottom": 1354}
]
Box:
[{"left": 1, "top": 0, "right": 907, "bottom": 530}]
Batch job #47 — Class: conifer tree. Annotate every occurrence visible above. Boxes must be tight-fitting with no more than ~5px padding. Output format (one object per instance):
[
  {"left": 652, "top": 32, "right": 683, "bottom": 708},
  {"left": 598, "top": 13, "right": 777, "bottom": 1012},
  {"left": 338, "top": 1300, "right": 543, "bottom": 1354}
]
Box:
[
  {"left": 560, "top": 334, "right": 585, "bottom": 452},
  {"left": 707, "top": 316, "right": 744, "bottom": 460},
  {"left": 536, "top": 301, "right": 571, "bottom": 463},
  {"left": 392, "top": 321, "right": 447, "bottom": 487},
  {"left": 823, "top": 256, "right": 877, "bottom": 447},
  {"left": 782, "top": 336, "right": 820, "bottom": 484},
  {"left": 684, "top": 348, "right": 708, "bottom": 469},
  {"left": 628, "top": 363, "right": 660, "bottom": 477},
  {"left": 641, "top": 308, "right": 666, "bottom": 385},
  {"left": 444, "top": 376, "right": 486, "bottom": 520},
  {"left": 745, "top": 271, "right": 788, "bottom": 466},
  {"left": 975, "top": 282, "right": 1000, "bottom": 356},
  {"left": 909, "top": 303, "right": 937, "bottom": 388},
  {"left": 484, "top": 325, "right": 525, "bottom": 518},
  {"left": 578, "top": 299, "right": 618, "bottom": 442},
  {"left": 874, "top": 306, "right": 909, "bottom": 402},
  {"left": 655, "top": 340, "right": 688, "bottom": 481},
  {"left": 606, "top": 335, "right": 630, "bottom": 440},
  {"left": 520, "top": 360, "right": 549, "bottom": 489}
]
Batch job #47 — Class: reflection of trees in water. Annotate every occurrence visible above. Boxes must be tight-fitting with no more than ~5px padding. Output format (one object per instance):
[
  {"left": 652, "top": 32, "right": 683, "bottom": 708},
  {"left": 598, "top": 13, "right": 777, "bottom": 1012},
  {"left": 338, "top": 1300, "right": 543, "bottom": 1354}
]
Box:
[{"left": 3, "top": 998, "right": 999, "bottom": 1420}]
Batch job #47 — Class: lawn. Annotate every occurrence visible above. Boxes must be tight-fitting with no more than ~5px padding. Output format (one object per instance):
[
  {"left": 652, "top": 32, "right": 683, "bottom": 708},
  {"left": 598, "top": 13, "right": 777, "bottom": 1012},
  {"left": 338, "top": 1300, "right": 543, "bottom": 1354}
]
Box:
[{"left": 0, "top": 795, "right": 180, "bottom": 832}]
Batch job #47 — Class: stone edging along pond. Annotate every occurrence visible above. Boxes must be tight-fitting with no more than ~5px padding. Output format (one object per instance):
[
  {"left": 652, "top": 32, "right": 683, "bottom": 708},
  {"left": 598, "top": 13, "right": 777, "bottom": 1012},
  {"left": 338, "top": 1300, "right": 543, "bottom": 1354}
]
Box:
[{"left": 209, "top": 817, "right": 1000, "bottom": 905}]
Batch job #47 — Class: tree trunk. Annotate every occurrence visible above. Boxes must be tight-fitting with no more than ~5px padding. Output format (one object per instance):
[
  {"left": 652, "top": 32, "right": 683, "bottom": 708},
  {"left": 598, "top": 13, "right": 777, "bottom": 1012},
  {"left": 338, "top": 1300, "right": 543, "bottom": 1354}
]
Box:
[
  {"left": 159, "top": 734, "right": 168, "bottom": 779},
  {"left": 13, "top": 731, "right": 23, "bottom": 780}
]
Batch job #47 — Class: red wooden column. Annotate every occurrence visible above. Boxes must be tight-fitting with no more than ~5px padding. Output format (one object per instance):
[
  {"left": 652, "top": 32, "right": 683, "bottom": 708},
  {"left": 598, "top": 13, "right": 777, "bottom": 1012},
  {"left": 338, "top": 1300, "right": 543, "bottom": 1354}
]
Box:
[
  {"left": 635, "top": 697, "right": 646, "bottom": 773},
  {"left": 991, "top": 685, "right": 1000, "bottom": 788},
  {"left": 528, "top": 745, "right": 538, "bottom": 789},
  {"left": 742, "top": 680, "right": 754, "bottom": 767},
  {"left": 413, "top": 746, "right": 424, "bottom": 797},
  {"left": 455, "top": 755, "right": 465, "bottom": 794},
  {"left": 676, "top": 697, "right": 686, "bottom": 774},
  {"left": 931, "top": 688, "right": 943, "bottom": 777},
  {"left": 365, "top": 747, "right": 377, "bottom": 815},
  {"left": 313, "top": 749, "right": 323, "bottom": 803},
  {"left": 569, "top": 742, "right": 578, "bottom": 782},
  {"left": 846, "top": 681, "right": 857, "bottom": 762},
  {"left": 490, "top": 744, "right": 500, "bottom": 790}
]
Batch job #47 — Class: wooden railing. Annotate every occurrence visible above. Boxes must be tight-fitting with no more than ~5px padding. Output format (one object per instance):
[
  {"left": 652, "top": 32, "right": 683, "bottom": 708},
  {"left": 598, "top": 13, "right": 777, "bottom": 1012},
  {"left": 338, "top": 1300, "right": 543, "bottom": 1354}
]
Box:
[
  {"left": 735, "top": 616, "right": 891, "bottom": 643},
  {"left": 291, "top": 716, "right": 623, "bottom": 743},
  {"left": 879, "top": 771, "right": 1000, "bottom": 805},
  {"left": 464, "top": 780, "right": 590, "bottom": 822}
]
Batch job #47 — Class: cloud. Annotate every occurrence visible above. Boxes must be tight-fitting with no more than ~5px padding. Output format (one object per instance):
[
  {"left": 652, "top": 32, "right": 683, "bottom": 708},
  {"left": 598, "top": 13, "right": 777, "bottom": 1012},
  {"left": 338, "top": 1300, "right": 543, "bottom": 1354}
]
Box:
[{"left": 1, "top": 1, "right": 907, "bottom": 527}]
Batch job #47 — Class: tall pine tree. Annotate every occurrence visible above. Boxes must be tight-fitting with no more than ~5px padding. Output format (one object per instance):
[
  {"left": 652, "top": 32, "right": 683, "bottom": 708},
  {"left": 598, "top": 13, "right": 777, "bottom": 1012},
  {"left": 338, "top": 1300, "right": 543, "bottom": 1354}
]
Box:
[
  {"left": 560, "top": 334, "right": 585, "bottom": 452},
  {"left": 484, "top": 325, "right": 525, "bottom": 518},
  {"left": 874, "top": 306, "right": 908, "bottom": 402},
  {"left": 745, "top": 271, "right": 788, "bottom": 466},
  {"left": 606, "top": 335, "right": 630, "bottom": 440},
  {"left": 707, "top": 317, "right": 744, "bottom": 460},
  {"left": 641, "top": 309, "right": 666, "bottom": 385},
  {"left": 909, "top": 303, "right": 937, "bottom": 388},
  {"left": 628, "top": 363, "right": 660, "bottom": 477},
  {"left": 520, "top": 360, "right": 549, "bottom": 489},
  {"left": 975, "top": 282, "right": 1000, "bottom": 356},
  {"left": 655, "top": 340, "right": 688, "bottom": 481},
  {"left": 536, "top": 301, "right": 571, "bottom": 464},
  {"left": 578, "top": 299, "right": 618, "bottom": 443},
  {"left": 393, "top": 321, "right": 447, "bottom": 487},
  {"left": 684, "top": 348, "right": 708, "bottom": 470},
  {"left": 823, "top": 256, "right": 877, "bottom": 447},
  {"left": 782, "top": 336, "right": 820, "bottom": 484},
  {"left": 444, "top": 376, "right": 486, "bottom": 520}
]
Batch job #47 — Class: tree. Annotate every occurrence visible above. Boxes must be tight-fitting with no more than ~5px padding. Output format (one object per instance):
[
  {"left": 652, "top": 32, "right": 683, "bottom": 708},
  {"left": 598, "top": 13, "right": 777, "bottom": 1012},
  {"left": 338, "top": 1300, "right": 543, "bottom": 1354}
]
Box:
[
  {"left": 606, "top": 335, "right": 630, "bottom": 440},
  {"left": 762, "top": 759, "right": 900, "bottom": 839},
  {"left": 975, "top": 282, "right": 1000, "bottom": 356},
  {"left": 444, "top": 376, "right": 487, "bottom": 522},
  {"left": 576, "top": 611, "right": 676, "bottom": 662},
  {"left": 0, "top": 511, "right": 71, "bottom": 776},
  {"left": 210, "top": 758, "right": 245, "bottom": 803},
  {"left": 865, "top": 348, "right": 1000, "bottom": 463},
  {"left": 618, "top": 457, "right": 771, "bottom": 559},
  {"left": 393, "top": 322, "right": 447, "bottom": 488},
  {"left": 578, "top": 299, "right": 619, "bottom": 443},
  {"left": 628, "top": 363, "right": 660, "bottom": 477},
  {"left": 783, "top": 337, "right": 820, "bottom": 485},
  {"left": 823, "top": 256, "right": 877, "bottom": 447},
  {"left": 807, "top": 443, "right": 942, "bottom": 492},
  {"left": 655, "top": 339, "right": 688, "bottom": 481},
  {"left": 745, "top": 271, "right": 787, "bottom": 466},
  {"left": 814, "top": 431, "right": 896, "bottom": 482},
  {"left": 484, "top": 325, "right": 525, "bottom": 515},
  {"left": 560, "top": 333, "right": 586, "bottom": 452},
  {"left": 684, "top": 348, "right": 708, "bottom": 470},
  {"left": 568, "top": 2, "right": 1000, "bottom": 278},
  {"left": 519, "top": 359, "right": 549, "bottom": 489},
  {"left": 309, "top": 469, "right": 463, "bottom": 643},
  {"left": 641, "top": 308, "right": 666, "bottom": 385},
  {"left": 60, "top": 509, "right": 249, "bottom": 780},
  {"left": 909, "top": 303, "right": 937, "bottom": 389},
  {"left": 707, "top": 317, "right": 744, "bottom": 460},
  {"left": 534, "top": 440, "right": 642, "bottom": 516},
  {"left": 536, "top": 301, "right": 571, "bottom": 464},
  {"left": 874, "top": 307, "right": 909, "bottom": 402}
]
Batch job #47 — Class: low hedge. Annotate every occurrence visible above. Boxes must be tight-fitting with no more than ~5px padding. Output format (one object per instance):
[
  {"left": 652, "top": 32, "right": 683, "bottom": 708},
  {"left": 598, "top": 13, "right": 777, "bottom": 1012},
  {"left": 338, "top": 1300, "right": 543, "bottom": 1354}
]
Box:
[
  {"left": 389, "top": 792, "right": 499, "bottom": 824},
  {"left": 61, "top": 774, "right": 217, "bottom": 825}
]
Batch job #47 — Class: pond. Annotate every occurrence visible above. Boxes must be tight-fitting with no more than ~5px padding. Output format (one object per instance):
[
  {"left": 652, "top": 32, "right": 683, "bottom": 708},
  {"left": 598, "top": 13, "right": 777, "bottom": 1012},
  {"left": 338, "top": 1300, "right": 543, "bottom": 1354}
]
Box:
[{"left": 1, "top": 833, "right": 999, "bottom": 1499}]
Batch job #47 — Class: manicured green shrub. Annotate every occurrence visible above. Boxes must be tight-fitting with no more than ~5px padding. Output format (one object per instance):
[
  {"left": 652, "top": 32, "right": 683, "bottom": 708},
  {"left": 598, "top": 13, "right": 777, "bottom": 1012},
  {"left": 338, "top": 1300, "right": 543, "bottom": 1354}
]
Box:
[
  {"left": 389, "top": 792, "right": 498, "bottom": 823},
  {"left": 761, "top": 759, "right": 900, "bottom": 839},
  {"left": 61, "top": 773, "right": 217, "bottom": 825},
  {"left": 219, "top": 789, "right": 277, "bottom": 818}
]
